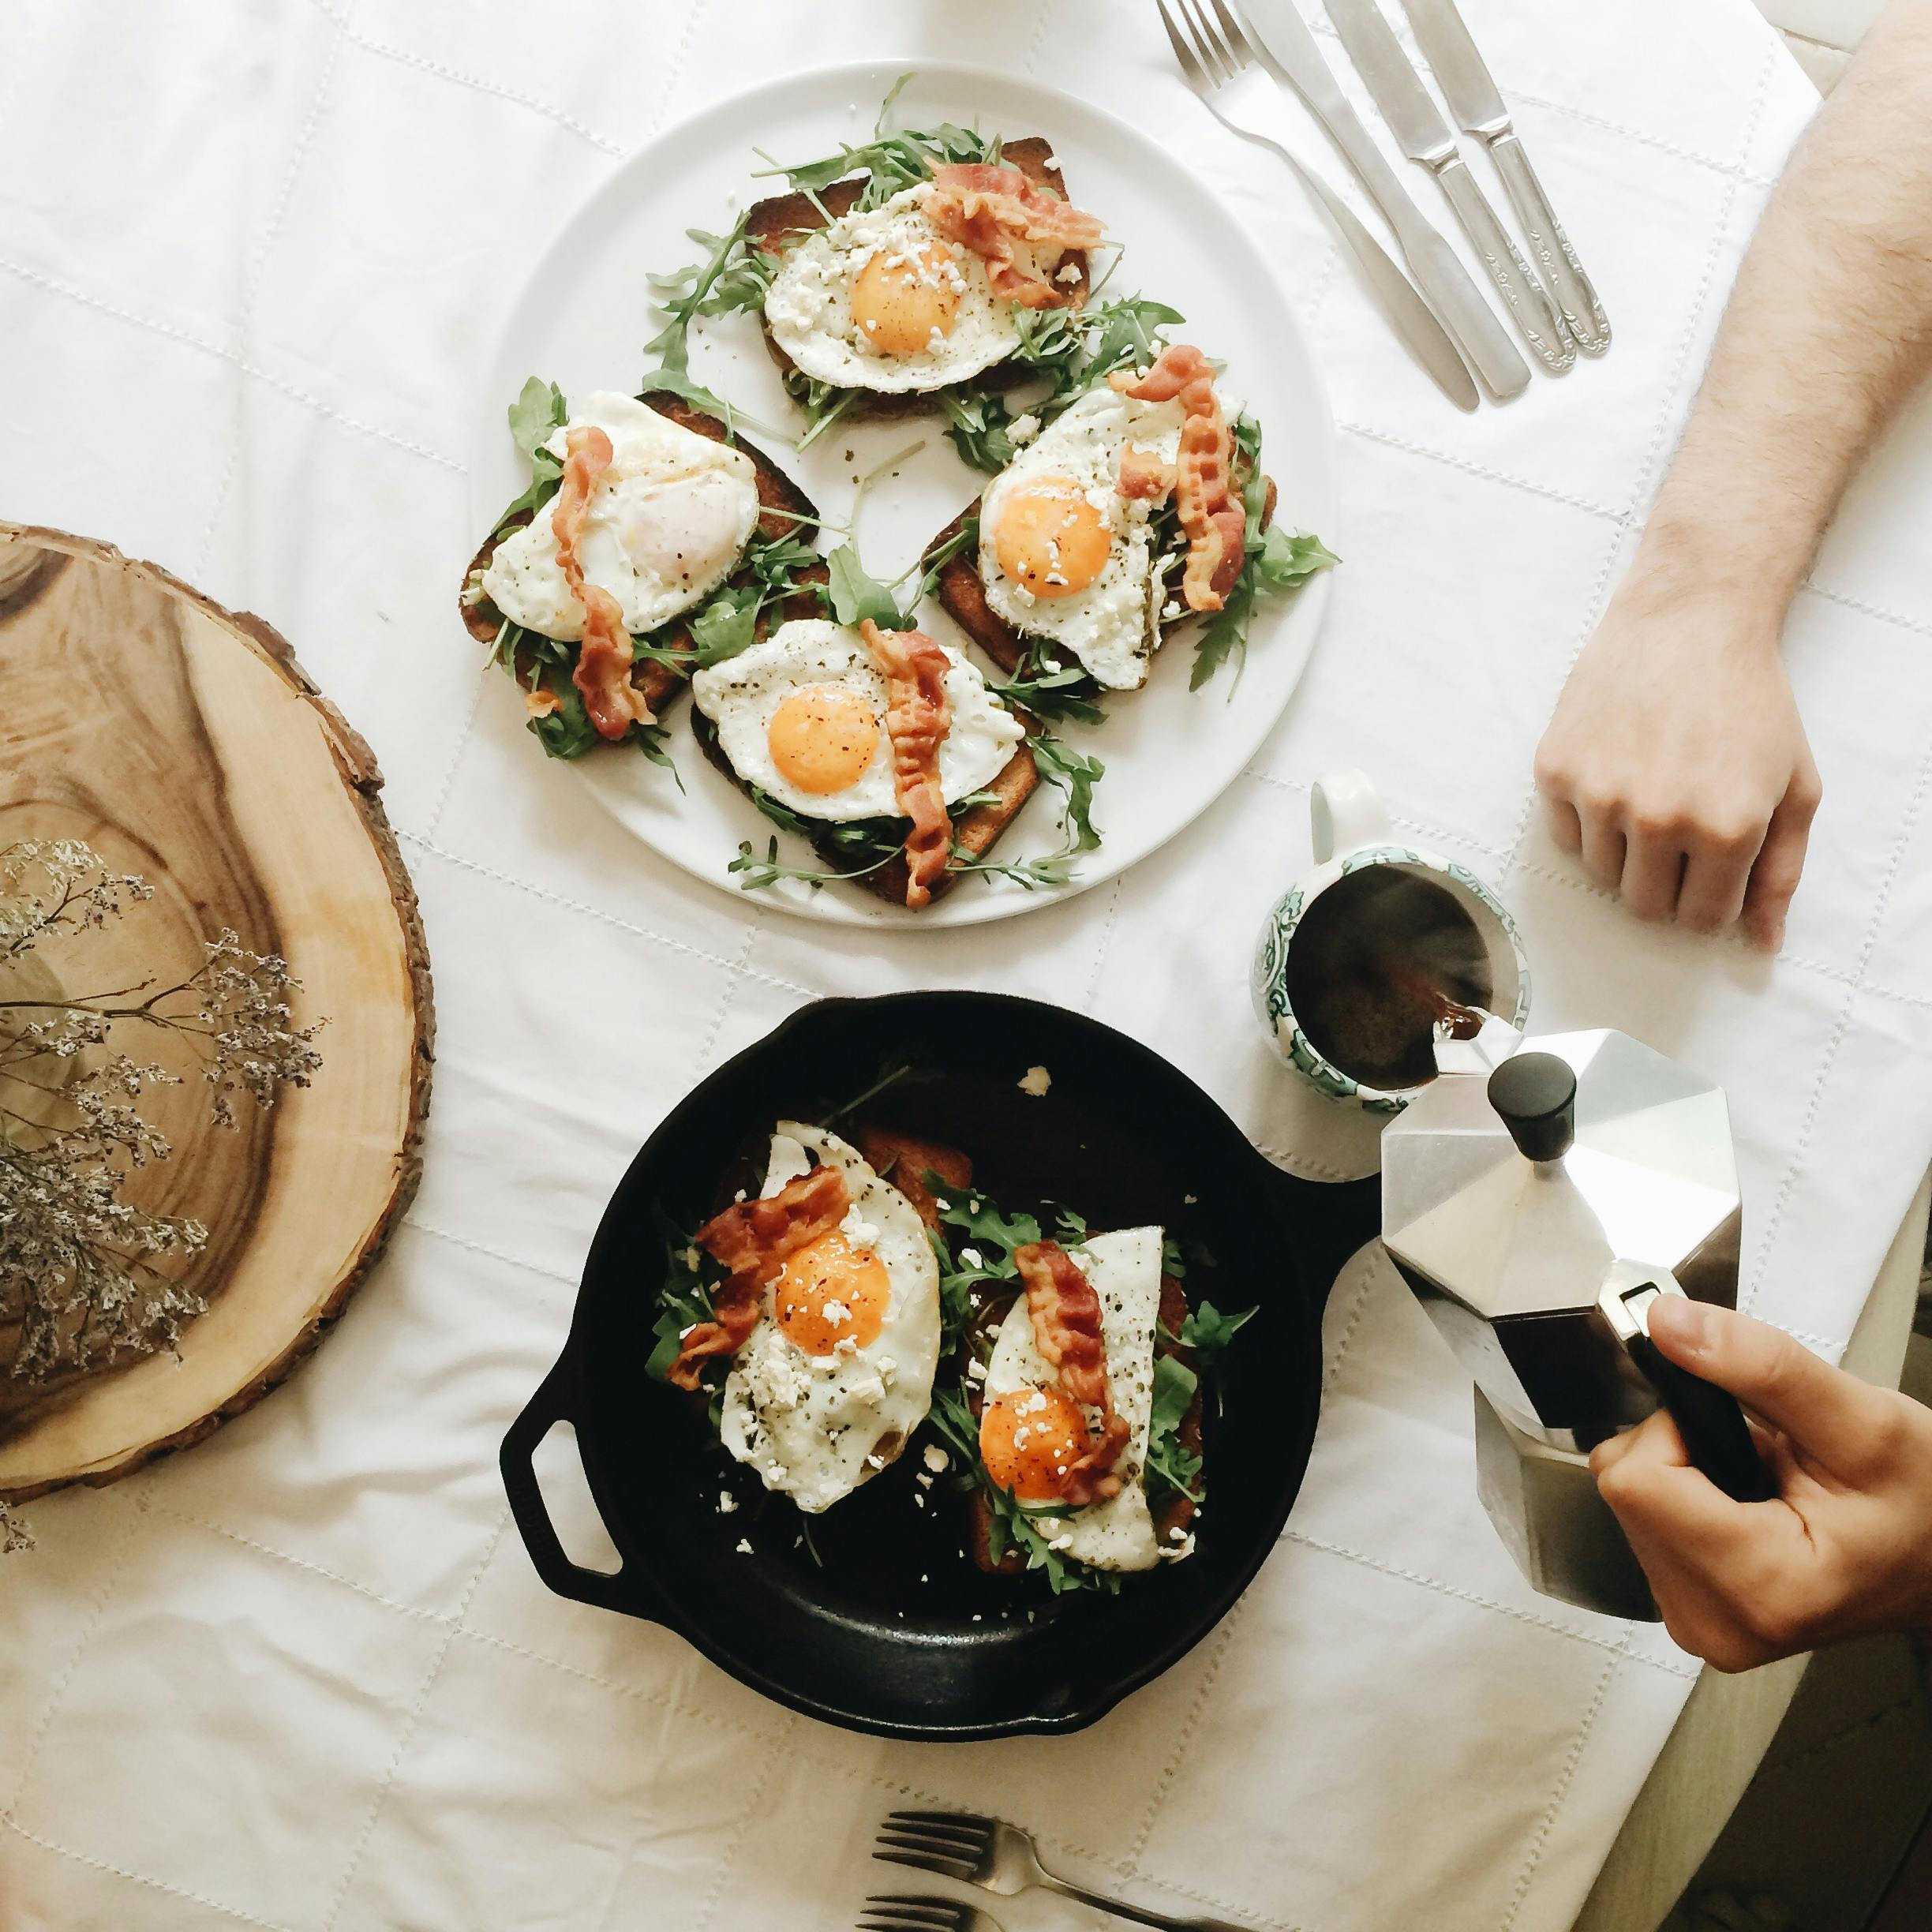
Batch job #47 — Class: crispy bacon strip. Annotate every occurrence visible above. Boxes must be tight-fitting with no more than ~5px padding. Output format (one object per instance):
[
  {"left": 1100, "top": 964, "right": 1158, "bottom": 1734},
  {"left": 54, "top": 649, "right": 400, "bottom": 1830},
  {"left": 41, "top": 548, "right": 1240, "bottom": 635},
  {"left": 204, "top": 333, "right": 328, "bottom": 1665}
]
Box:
[
  {"left": 1110, "top": 344, "right": 1245, "bottom": 612},
  {"left": 1117, "top": 444, "right": 1175, "bottom": 504},
  {"left": 665, "top": 1164, "right": 850, "bottom": 1389},
  {"left": 926, "top": 163, "right": 1104, "bottom": 310},
  {"left": 1015, "top": 1239, "right": 1129, "bottom": 1506},
  {"left": 552, "top": 425, "right": 654, "bottom": 739},
  {"left": 860, "top": 618, "right": 953, "bottom": 910}
]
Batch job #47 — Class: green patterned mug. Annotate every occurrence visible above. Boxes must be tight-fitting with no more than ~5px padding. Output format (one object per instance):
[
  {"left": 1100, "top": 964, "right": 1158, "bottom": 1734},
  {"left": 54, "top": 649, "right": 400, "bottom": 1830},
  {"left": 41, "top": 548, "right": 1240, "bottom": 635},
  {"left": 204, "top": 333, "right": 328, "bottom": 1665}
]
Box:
[{"left": 1250, "top": 771, "right": 1531, "bottom": 1114}]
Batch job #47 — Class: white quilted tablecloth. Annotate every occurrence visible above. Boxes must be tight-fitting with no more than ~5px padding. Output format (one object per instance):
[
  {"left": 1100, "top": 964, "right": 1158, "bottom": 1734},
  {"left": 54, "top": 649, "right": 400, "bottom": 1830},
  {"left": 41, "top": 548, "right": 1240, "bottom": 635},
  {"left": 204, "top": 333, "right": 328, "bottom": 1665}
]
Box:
[{"left": 6, "top": 3, "right": 1932, "bottom": 1929}]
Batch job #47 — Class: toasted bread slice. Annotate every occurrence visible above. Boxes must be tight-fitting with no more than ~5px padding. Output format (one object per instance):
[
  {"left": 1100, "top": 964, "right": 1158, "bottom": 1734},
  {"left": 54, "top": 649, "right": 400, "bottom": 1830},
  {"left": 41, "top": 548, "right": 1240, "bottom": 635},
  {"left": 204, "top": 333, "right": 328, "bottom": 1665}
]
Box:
[
  {"left": 968, "top": 1270, "right": 1204, "bottom": 1577},
  {"left": 745, "top": 136, "right": 1092, "bottom": 419},
  {"left": 930, "top": 474, "right": 1278, "bottom": 682},
  {"left": 458, "top": 395, "right": 818, "bottom": 724},
  {"left": 848, "top": 1127, "right": 972, "bottom": 1223}
]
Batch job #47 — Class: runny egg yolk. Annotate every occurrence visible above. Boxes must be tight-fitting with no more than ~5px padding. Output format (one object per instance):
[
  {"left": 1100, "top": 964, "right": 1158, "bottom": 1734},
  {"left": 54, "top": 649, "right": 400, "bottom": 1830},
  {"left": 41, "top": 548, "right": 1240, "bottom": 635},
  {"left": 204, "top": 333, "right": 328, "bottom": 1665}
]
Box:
[
  {"left": 772, "top": 1229, "right": 891, "bottom": 1355},
  {"left": 766, "top": 684, "right": 881, "bottom": 795},
  {"left": 850, "top": 242, "right": 961, "bottom": 358},
  {"left": 979, "top": 1384, "right": 1090, "bottom": 1502},
  {"left": 994, "top": 477, "right": 1111, "bottom": 599}
]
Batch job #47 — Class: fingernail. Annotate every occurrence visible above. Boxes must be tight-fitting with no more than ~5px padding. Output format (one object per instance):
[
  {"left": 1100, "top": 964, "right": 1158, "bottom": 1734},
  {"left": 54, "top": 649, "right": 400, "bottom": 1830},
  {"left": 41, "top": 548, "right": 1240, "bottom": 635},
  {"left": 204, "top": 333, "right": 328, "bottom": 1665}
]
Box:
[{"left": 1648, "top": 1295, "right": 1713, "bottom": 1360}]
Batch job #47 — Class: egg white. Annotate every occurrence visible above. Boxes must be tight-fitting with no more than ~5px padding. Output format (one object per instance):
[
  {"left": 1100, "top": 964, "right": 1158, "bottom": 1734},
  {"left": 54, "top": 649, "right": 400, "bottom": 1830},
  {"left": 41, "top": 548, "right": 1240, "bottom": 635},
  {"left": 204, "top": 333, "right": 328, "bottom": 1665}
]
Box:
[
  {"left": 978, "top": 385, "right": 1187, "bottom": 691},
  {"left": 981, "top": 1225, "right": 1167, "bottom": 1571},
  {"left": 718, "top": 1123, "right": 942, "bottom": 1514},
  {"left": 690, "top": 617, "right": 1027, "bottom": 822},
  {"left": 481, "top": 391, "right": 760, "bottom": 642},
  {"left": 764, "top": 186, "right": 1022, "bottom": 394}
]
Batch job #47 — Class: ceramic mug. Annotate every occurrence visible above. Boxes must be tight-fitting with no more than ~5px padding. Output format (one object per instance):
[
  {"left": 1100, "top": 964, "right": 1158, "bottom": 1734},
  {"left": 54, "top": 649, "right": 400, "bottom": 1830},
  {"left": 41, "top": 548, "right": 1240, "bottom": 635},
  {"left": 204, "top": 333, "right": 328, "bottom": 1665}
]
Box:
[{"left": 1250, "top": 771, "right": 1531, "bottom": 1114}]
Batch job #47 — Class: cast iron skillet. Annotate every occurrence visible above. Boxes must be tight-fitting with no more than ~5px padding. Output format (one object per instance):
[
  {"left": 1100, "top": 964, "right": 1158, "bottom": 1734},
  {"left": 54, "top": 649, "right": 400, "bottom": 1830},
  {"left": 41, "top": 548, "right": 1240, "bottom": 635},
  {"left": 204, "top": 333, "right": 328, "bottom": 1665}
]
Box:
[{"left": 501, "top": 991, "right": 1379, "bottom": 1741}]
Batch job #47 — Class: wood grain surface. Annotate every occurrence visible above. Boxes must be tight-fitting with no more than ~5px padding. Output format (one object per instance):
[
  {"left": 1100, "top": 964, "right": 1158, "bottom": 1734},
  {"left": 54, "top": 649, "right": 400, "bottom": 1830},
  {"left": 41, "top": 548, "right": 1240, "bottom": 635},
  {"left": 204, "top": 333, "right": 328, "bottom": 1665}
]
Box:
[{"left": 0, "top": 524, "right": 432, "bottom": 1498}]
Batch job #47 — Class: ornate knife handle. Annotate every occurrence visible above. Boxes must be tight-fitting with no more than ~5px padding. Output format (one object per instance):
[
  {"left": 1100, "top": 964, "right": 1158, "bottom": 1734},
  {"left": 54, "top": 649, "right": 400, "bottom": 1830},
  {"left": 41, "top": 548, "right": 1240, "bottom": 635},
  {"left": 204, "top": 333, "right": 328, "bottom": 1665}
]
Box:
[
  {"left": 1487, "top": 130, "right": 1610, "bottom": 355},
  {"left": 1435, "top": 155, "right": 1574, "bottom": 373}
]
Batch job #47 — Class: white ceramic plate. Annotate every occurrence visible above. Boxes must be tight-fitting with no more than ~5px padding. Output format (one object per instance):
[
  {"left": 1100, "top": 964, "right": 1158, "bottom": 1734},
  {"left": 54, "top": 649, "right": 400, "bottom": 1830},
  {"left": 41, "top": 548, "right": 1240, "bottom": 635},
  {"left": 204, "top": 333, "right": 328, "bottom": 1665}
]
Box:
[{"left": 473, "top": 59, "right": 1337, "bottom": 928}]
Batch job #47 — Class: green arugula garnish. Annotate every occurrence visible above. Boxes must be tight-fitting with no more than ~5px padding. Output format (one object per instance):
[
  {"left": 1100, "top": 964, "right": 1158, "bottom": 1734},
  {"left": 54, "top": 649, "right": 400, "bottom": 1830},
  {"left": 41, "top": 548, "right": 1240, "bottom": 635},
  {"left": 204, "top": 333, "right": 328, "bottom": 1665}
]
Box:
[
  {"left": 1177, "top": 1299, "right": 1254, "bottom": 1367},
  {"left": 752, "top": 74, "right": 1002, "bottom": 213},
  {"left": 947, "top": 732, "right": 1104, "bottom": 891},
  {"left": 985, "top": 642, "right": 1110, "bottom": 728},
  {"left": 927, "top": 1387, "right": 1119, "bottom": 1596},
  {"left": 640, "top": 218, "right": 778, "bottom": 421},
  {"left": 1144, "top": 1352, "right": 1204, "bottom": 1511},
  {"left": 492, "top": 376, "right": 569, "bottom": 532},
  {"left": 1190, "top": 412, "right": 1339, "bottom": 691},
  {"left": 941, "top": 295, "right": 1186, "bottom": 475},
  {"left": 643, "top": 1208, "right": 722, "bottom": 1385},
  {"left": 921, "top": 1170, "right": 1043, "bottom": 1354}
]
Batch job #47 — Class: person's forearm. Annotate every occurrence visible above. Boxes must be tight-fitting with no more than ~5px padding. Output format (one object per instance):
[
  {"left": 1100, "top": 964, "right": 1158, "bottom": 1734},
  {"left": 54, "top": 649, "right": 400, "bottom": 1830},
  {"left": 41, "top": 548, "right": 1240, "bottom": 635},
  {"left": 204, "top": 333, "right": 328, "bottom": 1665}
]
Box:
[{"left": 1639, "top": 0, "right": 1932, "bottom": 621}]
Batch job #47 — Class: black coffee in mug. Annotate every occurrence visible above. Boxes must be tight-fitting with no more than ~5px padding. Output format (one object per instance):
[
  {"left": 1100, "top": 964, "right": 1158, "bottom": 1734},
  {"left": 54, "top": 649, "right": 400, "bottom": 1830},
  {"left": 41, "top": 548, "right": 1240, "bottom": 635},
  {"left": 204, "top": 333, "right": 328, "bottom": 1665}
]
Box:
[{"left": 1284, "top": 866, "right": 1495, "bottom": 1091}]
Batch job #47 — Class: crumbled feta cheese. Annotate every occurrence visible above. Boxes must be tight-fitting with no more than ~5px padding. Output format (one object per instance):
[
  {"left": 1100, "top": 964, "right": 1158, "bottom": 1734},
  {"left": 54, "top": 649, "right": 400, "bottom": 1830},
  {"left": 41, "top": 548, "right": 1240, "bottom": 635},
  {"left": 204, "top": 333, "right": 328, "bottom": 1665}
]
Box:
[
  {"left": 959, "top": 1247, "right": 983, "bottom": 1270},
  {"left": 1056, "top": 260, "right": 1082, "bottom": 284},
  {"left": 1184, "top": 1193, "right": 1198, "bottom": 1206},
  {"left": 736, "top": 1538, "right": 753, "bottom": 1555},
  {"left": 916, "top": 1472, "right": 934, "bottom": 1489},
  {"left": 717, "top": 1491, "right": 737, "bottom": 1515},
  {"left": 1008, "top": 412, "right": 1041, "bottom": 444},
  {"left": 1017, "top": 1065, "right": 1052, "bottom": 1098},
  {"left": 923, "top": 1444, "right": 949, "bottom": 1473},
  {"left": 967, "top": 1357, "right": 988, "bottom": 1383}
]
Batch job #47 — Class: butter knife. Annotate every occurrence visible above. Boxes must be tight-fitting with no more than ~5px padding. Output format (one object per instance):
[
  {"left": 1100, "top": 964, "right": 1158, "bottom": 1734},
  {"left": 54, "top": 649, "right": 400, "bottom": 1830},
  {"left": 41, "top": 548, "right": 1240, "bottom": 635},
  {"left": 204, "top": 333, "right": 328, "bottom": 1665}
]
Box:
[
  {"left": 1325, "top": 0, "right": 1572, "bottom": 373},
  {"left": 1232, "top": 0, "right": 1530, "bottom": 399},
  {"left": 1401, "top": 0, "right": 1610, "bottom": 354}
]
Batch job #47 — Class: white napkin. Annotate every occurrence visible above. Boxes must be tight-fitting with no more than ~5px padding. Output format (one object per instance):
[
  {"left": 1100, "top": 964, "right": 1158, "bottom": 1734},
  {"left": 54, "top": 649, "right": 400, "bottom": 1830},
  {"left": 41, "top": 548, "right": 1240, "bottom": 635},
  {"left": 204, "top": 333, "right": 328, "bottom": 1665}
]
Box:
[{"left": 7, "top": 4, "right": 1931, "bottom": 1930}]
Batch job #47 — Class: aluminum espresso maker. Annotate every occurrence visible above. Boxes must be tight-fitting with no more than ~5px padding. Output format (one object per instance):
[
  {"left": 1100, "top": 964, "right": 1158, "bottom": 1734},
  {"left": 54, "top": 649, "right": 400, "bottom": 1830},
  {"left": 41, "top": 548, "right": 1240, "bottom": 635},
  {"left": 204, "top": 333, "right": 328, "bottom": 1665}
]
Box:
[{"left": 1380, "top": 1030, "right": 1776, "bottom": 1621}]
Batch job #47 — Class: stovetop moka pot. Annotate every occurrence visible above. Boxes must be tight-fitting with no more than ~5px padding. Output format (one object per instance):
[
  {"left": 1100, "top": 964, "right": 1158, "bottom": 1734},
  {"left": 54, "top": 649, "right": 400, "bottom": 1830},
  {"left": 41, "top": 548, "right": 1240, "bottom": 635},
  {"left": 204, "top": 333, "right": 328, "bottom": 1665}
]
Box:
[{"left": 1380, "top": 1029, "right": 1775, "bottom": 1620}]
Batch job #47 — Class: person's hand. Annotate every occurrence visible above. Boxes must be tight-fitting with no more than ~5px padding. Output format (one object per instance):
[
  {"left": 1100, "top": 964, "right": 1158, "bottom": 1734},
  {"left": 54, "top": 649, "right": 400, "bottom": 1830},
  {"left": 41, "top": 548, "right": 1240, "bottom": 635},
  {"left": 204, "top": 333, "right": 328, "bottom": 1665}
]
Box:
[
  {"left": 1592, "top": 1297, "right": 1932, "bottom": 1671},
  {"left": 1533, "top": 566, "right": 1822, "bottom": 951}
]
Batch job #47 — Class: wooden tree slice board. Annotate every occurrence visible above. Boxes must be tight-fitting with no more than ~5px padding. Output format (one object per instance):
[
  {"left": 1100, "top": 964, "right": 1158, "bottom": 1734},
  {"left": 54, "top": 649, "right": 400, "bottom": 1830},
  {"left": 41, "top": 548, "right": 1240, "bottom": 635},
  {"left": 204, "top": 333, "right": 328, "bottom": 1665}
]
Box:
[{"left": 0, "top": 524, "right": 432, "bottom": 1498}]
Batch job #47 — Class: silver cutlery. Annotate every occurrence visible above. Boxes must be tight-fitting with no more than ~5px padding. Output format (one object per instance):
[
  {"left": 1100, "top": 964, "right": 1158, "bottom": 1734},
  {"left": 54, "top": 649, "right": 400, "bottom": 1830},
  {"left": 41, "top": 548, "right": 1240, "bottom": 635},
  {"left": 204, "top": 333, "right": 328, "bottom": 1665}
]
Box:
[
  {"left": 1324, "top": 0, "right": 1572, "bottom": 372},
  {"left": 860, "top": 1897, "right": 1002, "bottom": 1932},
  {"left": 874, "top": 1810, "right": 1249, "bottom": 1932},
  {"left": 1157, "top": 0, "right": 1480, "bottom": 411},
  {"left": 1233, "top": 0, "right": 1530, "bottom": 399},
  {"left": 1401, "top": 0, "right": 1610, "bottom": 353}
]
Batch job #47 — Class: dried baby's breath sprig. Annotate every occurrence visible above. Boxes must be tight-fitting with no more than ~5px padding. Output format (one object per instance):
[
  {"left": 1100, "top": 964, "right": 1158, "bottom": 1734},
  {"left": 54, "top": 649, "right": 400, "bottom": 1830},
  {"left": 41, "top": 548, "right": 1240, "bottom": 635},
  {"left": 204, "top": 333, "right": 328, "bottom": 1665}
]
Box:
[{"left": 0, "top": 841, "right": 324, "bottom": 1400}]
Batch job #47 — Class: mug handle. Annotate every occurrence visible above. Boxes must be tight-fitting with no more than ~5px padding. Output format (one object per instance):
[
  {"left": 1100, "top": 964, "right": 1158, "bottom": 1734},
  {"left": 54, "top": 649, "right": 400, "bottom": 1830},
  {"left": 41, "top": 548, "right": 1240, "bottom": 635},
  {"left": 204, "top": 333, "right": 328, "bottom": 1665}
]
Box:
[{"left": 1311, "top": 769, "right": 1393, "bottom": 864}]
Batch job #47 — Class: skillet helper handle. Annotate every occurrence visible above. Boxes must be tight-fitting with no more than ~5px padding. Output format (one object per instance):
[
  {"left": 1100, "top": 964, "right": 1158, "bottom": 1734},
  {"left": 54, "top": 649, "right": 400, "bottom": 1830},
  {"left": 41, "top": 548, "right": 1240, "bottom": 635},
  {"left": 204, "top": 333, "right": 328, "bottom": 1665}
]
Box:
[
  {"left": 1627, "top": 1333, "right": 1778, "bottom": 1504},
  {"left": 1038, "top": 1870, "right": 1248, "bottom": 1931},
  {"left": 500, "top": 1354, "right": 638, "bottom": 1612}
]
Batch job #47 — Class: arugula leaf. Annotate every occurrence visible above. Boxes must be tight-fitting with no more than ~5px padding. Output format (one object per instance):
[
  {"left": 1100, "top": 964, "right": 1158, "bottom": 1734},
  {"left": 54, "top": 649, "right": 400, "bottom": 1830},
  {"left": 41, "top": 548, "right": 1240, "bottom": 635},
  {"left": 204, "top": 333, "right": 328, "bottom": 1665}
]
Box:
[
  {"left": 985, "top": 645, "right": 1110, "bottom": 728},
  {"left": 526, "top": 676, "right": 599, "bottom": 761},
  {"left": 824, "top": 544, "right": 905, "bottom": 631},
  {"left": 927, "top": 1174, "right": 1043, "bottom": 1265},
  {"left": 785, "top": 372, "right": 863, "bottom": 451},
  {"left": 955, "top": 730, "right": 1106, "bottom": 890},
  {"left": 938, "top": 389, "right": 1019, "bottom": 475},
  {"left": 508, "top": 376, "right": 567, "bottom": 459},
  {"left": 633, "top": 721, "right": 685, "bottom": 792},
  {"left": 636, "top": 364, "right": 736, "bottom": 422},
  {"left": 1178, "top": 1299, "right": 1255, "bottom": 1368},
  {"left": 643, "top": 1209, "right": 720, "bottom": 1384},
  {"left": 728, "top": 836, "right": 900, "bottom": 894},
  {"left": 1161, "top": 1234, "right": 1188, "bottom": 1281},
  {"left": 681, "top": 585, "right": 762, "bottom": 668},
  {"left": 1143, "top": 1353, "right": 1204, "bottom": 1511},
  {"left": 1256, "top": 525, "right": 1341, "bottom": 590},
  {"left": 1191, "top": 412, "right": 1338, "bottom": 691},
  {"left": 751, "top": 80, "right": 1003, "bottom": 212}
]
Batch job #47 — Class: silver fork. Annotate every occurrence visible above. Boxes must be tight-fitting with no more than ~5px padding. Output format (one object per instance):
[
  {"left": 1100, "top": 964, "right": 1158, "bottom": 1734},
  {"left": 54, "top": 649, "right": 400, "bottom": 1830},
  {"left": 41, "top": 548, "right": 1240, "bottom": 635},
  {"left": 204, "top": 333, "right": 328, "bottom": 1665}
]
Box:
[
  {"left": 1157, "top": 0, "right": 1477, "bottom": 411},
  {"left": 859, "top": 1897, "right": 1002, "bottom": 1932},
  {"left": 874, "top": 1810, "right": 1249, "bottom": 1932}
]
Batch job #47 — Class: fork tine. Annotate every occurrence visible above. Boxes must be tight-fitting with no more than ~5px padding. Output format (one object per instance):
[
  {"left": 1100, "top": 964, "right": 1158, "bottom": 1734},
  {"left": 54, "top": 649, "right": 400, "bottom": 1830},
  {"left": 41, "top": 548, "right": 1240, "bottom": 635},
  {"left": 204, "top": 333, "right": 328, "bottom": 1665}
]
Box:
[
  {"left": 880, "top": 1815, "right": 990, "bottom": 1849},
  {"left": 1174, "top": 0, "right": 1234, "bottom": 85},
  {"left": 1208, "top": 0, "right": 1254, "bottom": 65},
  {"left": 874, "top": 1832, "right": 976, "bottom": 1863},
  {"left": 1154, "top": 0, "right": 1211, "bottom": 92},
  {"left": 859, "top": 1901, "right": 963, "bottom": 1931},
  {"left": 885, "top": 1810, "right": 994, "bottom": 1833},
  {"left": 872, "top": 1850, "right": 975, "bottom": 1880}
]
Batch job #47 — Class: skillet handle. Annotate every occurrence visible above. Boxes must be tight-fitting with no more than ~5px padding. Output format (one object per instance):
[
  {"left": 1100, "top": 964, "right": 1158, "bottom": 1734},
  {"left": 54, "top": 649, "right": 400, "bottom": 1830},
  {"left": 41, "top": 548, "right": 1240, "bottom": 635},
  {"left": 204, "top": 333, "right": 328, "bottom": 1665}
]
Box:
[{"left": 500, "top": 1354, "right": 639, "bottom": 1614}]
